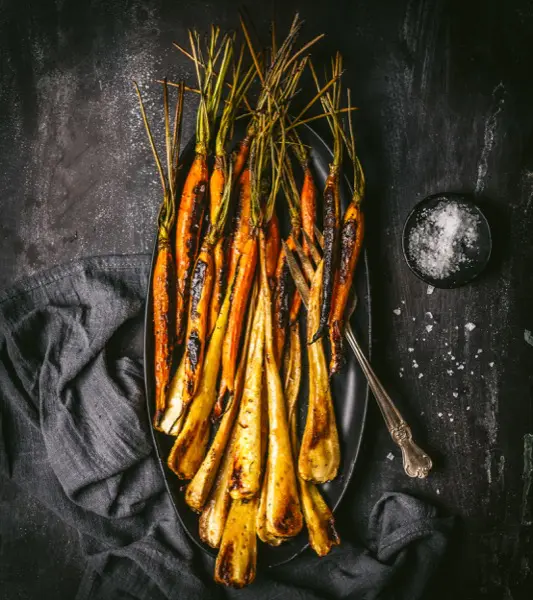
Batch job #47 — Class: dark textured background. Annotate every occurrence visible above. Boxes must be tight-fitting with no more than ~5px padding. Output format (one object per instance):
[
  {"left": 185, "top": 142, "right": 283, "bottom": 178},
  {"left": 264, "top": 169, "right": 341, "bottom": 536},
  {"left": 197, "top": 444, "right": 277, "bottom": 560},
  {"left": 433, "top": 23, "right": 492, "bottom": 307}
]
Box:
[{"left": 0, "top": 0, "right": 532, "bottom": 598}]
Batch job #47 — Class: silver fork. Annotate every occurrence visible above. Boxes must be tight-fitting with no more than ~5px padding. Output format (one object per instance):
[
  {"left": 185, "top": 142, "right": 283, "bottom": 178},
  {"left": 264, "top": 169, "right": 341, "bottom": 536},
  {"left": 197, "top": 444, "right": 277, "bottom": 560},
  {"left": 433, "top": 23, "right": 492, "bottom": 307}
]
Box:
[{"left": 284, "top": 237, "right": 433, "bottom": 479}]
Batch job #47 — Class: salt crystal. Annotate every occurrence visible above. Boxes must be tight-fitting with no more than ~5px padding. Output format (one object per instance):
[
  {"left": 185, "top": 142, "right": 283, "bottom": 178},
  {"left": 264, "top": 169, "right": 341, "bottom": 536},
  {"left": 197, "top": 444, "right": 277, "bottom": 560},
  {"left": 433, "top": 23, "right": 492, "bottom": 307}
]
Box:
[
  {"left": 447, "top": 369, "right": 454, "bottom": 375},
  {"left": 393, "top": 308, "right": 401, "bottom": 315},
  {"left": 458, "top": 365, "right": 465, "bottom": 370},
  {"left": 436, "top": 489, "right": 441, "bottom": 495},
  {"left": 412, "top": 317, "right": 416, "bottom": 321},
  {"left": 489, "top": 362, "right": 494, "bottom": 367},
  {"left": 438, "top": 412, "right": 443, "bottom": 417},
  {"left": 399, "top": 372, "right": 403, "bottom": 378},
  {"left": 466, "top": 406, "right": 471, "bottom": 410},
  {"left": 413, "top": 360, "right": 419, "bottom": 368},
  {"left": 476, "top": 349, "right": 483, "bottom": 354},
  {"left": 426, "top": 325, "right": 433, "bottom": 332},
  {"left": 407, "top": 200, "right": 481, "bottom": 279},
  {"left": 387, "top": 452, "right": 395, "bottom": 461},
  {"left": 427, "top": 285, "right": 435, "bottom": 295},
  {"left": 465, "top": 322, "right": 476, "bottom": 331},
  {"left": 426, "top": 312, "right": 433, "bottom": 319},
  {"left": 419, "top": 373, "right": 424, "bottom": 379},
  {"left": 452, "top": 392, "right": 458, "bottom": 398},
  {"left": 450, "top": 418, "right": 454, "bottom": 423},
  {"left": 408, "top": 347, "right": 414, "bottom": 352},
  {"left": 525, "top": 330, "right": 533, "bottom": 347},
  {"left": 401, "top": 300, "right": 406, "bottom": 304}
]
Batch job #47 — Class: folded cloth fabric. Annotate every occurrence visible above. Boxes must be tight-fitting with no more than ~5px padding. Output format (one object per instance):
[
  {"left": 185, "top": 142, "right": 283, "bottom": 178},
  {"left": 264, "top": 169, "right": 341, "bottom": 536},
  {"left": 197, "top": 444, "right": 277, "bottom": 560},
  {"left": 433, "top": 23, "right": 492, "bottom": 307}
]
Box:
[{"left": 0, "top": 255, "right": 453, "bottom": 600}]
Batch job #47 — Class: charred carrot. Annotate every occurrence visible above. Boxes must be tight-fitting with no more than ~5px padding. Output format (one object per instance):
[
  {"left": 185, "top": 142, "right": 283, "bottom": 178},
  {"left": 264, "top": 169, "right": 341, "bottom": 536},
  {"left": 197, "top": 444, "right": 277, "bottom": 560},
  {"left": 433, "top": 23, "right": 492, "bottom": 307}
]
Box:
[
  {"left": 175, "top": 30, "right": 233, "bottom": 344},
  {"left": 215, "top": 234, "right": 258, "bottom": 417},
  {"left": 329, "top": 87, "right": 366, "bottom": 374},
  {"left": 181, "top": 163, "right": 233, "bottom": 408},
  {"left": 329, "top": 202, "right": 364, "bottom": 374},
  {"left": 208, "top": 237, "right": 225, "bottom": 337},
  {"left": 134, "top": 80, "right": 185, "bottom": 430},
  {"left": 310, "top": 53, "right": 344, "bottom": 343},
  {"left": 227, "top": 168, "right": 252, "bottom": 284},
  {"left": 272, "top": 237, "right": 294, "bottom": 365}
]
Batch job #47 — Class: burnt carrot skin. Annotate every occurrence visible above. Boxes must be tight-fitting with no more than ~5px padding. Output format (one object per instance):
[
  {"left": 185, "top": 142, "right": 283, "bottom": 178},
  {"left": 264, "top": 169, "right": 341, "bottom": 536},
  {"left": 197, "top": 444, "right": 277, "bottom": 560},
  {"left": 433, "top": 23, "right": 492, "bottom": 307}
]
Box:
[
  {"left": 329, "top": 202, "right": 365, "bottom": 374},
  {"left": 208, "top": 156, "right": 227, "bottom": 338},
  {"left": 273, "top": 234, "right": 296, "bottom": 366},
  {"left": 153, "top": 238, "right": 174, "bottom": 429},
  {"left": 227, "top": 169, "right": 251, "bottom": 284},
  {"left": 215, "top": 235, "right": 258, "bottom": 418},
  {"left": 208, "top": 238, "right": 225, "bottom": 338},
  {"left": 183, "top": 241, "right": 215, "bottom": 398},
  {"left": 175, "top": 153, "right": 208, "bottom": 345},
  {"left": 265, "top": 213, "right": 281, "bottom": 289},
  {"left": 311, "top": 166, "right": 341, "bottom": 343}
]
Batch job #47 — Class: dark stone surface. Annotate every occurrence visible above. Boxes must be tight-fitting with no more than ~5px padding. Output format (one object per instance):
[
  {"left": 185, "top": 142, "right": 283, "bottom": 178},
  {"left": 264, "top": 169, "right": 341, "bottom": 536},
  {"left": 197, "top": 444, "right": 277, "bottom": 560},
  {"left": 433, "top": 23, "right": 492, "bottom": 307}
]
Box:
[{"left": 0, "top": 0, "right": 532, "bottom": 598}]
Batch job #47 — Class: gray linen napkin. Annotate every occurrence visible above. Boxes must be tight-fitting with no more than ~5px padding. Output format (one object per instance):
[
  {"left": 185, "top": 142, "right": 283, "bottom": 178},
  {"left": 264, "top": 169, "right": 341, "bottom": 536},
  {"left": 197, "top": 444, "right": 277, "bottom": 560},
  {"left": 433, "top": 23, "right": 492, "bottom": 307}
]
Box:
[{"left": 0, "top": 255, "right": 453, "bottom": 600}]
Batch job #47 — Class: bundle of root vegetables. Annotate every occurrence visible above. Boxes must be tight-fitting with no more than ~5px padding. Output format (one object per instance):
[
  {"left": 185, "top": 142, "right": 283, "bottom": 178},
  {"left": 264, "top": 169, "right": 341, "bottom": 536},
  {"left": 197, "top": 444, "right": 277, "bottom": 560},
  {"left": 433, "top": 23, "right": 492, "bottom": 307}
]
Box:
[{"left": 137, "top": 14, "right": 365, "bottom": 588}]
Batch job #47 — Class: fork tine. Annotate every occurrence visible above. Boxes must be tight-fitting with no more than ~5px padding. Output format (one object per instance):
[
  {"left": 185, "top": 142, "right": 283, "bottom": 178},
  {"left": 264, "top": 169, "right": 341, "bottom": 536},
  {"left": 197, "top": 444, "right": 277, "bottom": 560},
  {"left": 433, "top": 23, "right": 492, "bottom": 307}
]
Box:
[
  {"left": 292, "top": 238, "right": 316, "bottom": 281},
  {"left": 313, "top": 225, "right": 324, "bottom": 249},
  {"left": 282, "top": 240, "right": 310, "bottom": 308},
  {"left": 301, "top": 229, "right": 322, "bottom": 265}
]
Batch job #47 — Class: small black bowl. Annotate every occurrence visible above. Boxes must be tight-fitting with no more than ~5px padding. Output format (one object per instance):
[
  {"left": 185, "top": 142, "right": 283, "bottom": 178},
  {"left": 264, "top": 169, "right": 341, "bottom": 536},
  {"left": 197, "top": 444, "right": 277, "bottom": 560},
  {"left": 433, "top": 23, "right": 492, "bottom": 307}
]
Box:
[{"left": 402, "top": 193, "right": 492, "bottom": 289}]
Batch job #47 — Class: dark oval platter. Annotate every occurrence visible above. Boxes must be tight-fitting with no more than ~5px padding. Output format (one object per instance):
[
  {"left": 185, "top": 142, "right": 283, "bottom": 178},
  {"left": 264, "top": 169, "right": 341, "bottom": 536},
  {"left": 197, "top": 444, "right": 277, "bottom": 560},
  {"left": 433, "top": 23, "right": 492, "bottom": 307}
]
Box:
[{"left": 144, "top": 123, "right": 371, "bottom": 568}]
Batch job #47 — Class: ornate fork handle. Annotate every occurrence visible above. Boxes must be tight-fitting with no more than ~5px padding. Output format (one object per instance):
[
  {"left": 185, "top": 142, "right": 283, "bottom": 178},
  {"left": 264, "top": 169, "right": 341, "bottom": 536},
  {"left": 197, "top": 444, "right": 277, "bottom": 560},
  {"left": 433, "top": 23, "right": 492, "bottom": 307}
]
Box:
[{"left": 345, "top": 324, "right": 433, "bottom": 478}]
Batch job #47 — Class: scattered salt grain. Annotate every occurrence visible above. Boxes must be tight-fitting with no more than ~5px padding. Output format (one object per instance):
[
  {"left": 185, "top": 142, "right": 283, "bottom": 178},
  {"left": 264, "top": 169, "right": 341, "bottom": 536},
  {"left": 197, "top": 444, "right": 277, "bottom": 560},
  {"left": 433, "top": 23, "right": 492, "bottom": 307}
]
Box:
[
  {"left": 407, "top": 200, "right": 481, "bottom": 279},
  {"left": 426, "top": 325, "right": 433, "bottom": 333},
  {"left": 418, "top": 373, "right": 424, "bottom": 379},
  {"left": 387, "top": 453, "right": 395, "bottom": 461},
  {"left": 408, "top": 347, "right": 414, "bottom": 353},
  {"left": 465, "top": 322, "right": 476, "bottom": 332},
  {"left": 413, "top": 360, "right": 419, "bottom": 368},
  {"left": 452, "top": 392, "right": 459, "bottom": 398},
  {"left": 438, "top": 412, "right": 443, "bottom": 417},
  {"left": 489, "top": 362, "right": 494, "bottom": 368},
  {"left": 427, "top": 285, "right": 435, "bottom": 295},
  {"left": 436, "top": 489, "right": 441, "bottom": 495},
  {"left": 401, "top": 300, "right": 406, "bottom": 304},
  {"left": 426, "top": 312, "right": 433, "bottom": 319},
  {"left": 393, "top": 308, "right": 402, "bottom": 315},
  {"left": 450, "top": 418, "right": 454, "bottom": 423},
  {"left": 447, "top": 369, "right": 454, "bottom": 376},
  {"left": 525, "top": 329, "right": 533, "bottom": 347},
  {"left": 476, "top": 349, "right": 483, "bottom": 354},
  {"left": 458, "top": 365, "right": 465, "bottom": 370},
  {"left": 412, "top": 317, "right": 416, "bottom": 321},
  {"left": 466, "top": 406, "right": 471, "bottom": 411}
]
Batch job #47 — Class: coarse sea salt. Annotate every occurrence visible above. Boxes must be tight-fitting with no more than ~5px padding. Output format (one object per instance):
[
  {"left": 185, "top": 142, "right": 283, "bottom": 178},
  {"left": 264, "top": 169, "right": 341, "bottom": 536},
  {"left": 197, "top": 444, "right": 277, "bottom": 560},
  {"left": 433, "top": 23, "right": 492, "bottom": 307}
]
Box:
[{"left": 407, "top": 200, "right": 481, "bottom": 279}]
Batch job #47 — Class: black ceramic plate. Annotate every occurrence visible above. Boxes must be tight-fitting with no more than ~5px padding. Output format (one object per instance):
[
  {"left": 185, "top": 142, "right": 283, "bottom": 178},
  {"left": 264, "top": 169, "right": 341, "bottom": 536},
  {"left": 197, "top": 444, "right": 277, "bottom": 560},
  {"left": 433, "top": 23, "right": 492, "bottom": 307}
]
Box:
[{"left": 144, "top": 124, "right": 371, "bottom": 568}]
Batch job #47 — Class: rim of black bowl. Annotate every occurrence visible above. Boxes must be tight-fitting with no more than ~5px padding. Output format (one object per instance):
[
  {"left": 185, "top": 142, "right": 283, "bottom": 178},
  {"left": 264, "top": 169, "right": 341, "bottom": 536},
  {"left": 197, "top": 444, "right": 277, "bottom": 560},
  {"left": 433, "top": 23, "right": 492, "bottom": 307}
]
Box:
[{"left": 401, "top": 193, "right": 492, "bottom": 289}]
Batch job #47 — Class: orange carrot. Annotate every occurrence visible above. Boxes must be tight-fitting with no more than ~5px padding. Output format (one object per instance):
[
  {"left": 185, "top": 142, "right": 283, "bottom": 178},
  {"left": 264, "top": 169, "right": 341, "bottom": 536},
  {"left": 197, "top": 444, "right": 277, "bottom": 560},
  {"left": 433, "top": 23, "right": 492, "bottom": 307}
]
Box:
[
  {"left": 301, "top": 165, "right": 317, "bottom": 256},
  {"left": 215, "top": 235, "right": 258, "bottom": 418},
  {"left": 227, "top": 168, "right": 251, "bottom": 284},
  {"left": 175, "top": 153, "right": 208, "bottom": 344},
  {"left": 329, "top": 202, "right": 364, "bottom": 374},
  {"left": 182, "top": 240, "right": 215, "bottom": 396},
  {"left": 208, "top": 238, "right": 225, "bottom": 338},
  {"left": 153, "top": 238, "right": 174, "bottom": 428},
  {"left": 232, "top": 133, "right": 253, "bottom": 184}
]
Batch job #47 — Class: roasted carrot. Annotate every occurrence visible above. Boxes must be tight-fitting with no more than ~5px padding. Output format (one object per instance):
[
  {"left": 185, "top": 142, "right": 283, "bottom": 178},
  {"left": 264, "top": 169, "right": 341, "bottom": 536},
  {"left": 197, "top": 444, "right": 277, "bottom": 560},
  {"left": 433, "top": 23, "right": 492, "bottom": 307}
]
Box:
[
  {"left": 134, "top": 79, "right": 185, "bottom": 430},
  {"left": 215, "top": 234, "right": 258, "bottom": 418},
  {"left": 329, "top": 88, "right": 366, "bottom": 374},
  {"left": 260, "top": 230, "right": 303, "bottom": 538},
  {"left": 229, "top": 283, "right": 265, "bottom": 499},
  {"left": 310, "top": 53, "right": 344, "bottom": 343},
  {"left": 227, "top": 168, "right": 252, "bottom": 284},
  {"left": 299, "top": 260, "right": 340, "bottom": 483},
  {"left": 167, "top": 259, "right": 236, "bottom": 480},
  {"left": 214, "top": 497, "right": 258, "bottom": 587},
  {"left": 175, "top": 30, "right": 233, "bottom": 344},
  {"left": 208, "top": 237, "right": 225, "bottom": 338},
  {"left": 186, "top": 284, "right": 257, "bottom": 512},
  {"left": 329, "top": 202, "right": 364, "bottom": 374},
  {"left": 301, "top": 164, "right": 317, "bottom": 257},
  {"left": 272, "top": 233, "right": 296, "bottom": 365},
  {"left": 232, "top": 133, "right": 252, "bottom": 183}
]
